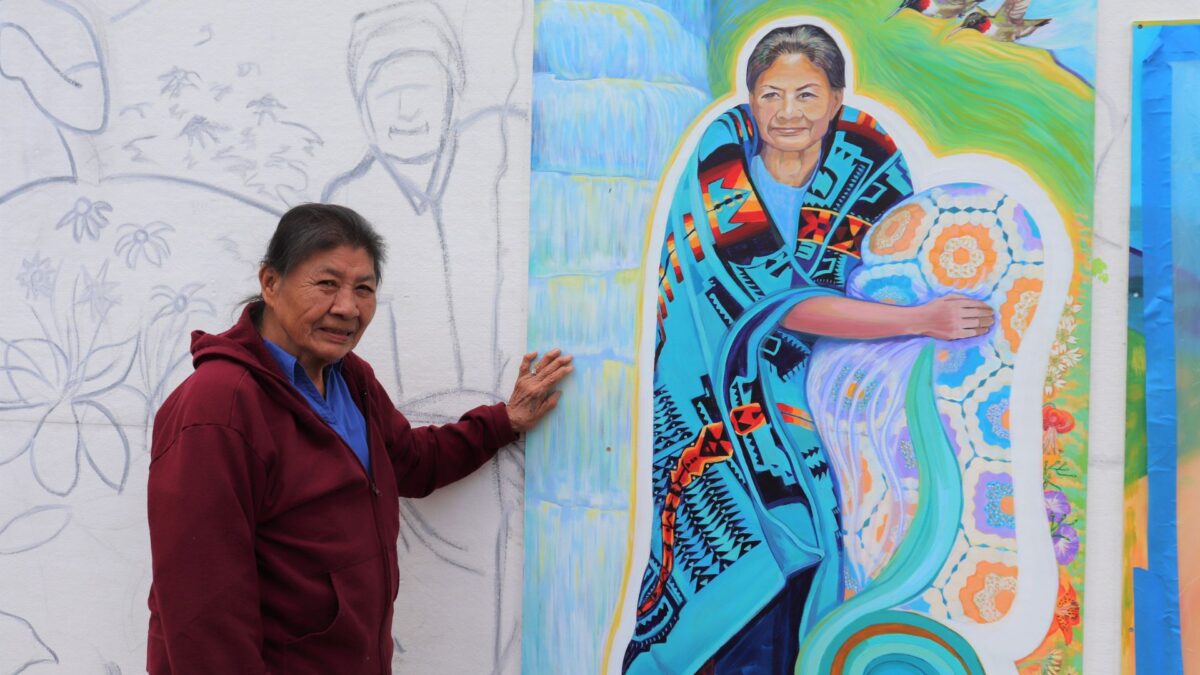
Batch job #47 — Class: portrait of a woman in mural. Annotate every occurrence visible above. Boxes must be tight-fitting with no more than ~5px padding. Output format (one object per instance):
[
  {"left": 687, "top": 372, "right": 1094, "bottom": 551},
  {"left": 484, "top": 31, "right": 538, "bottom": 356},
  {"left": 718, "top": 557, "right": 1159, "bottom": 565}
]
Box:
[{"left": 621, "top": 20, "right": 1057, "bottom": 674}]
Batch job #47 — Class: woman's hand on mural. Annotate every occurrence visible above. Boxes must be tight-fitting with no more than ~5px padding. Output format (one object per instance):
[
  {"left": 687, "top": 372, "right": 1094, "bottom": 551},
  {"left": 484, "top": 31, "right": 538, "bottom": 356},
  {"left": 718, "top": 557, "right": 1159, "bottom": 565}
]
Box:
[
  {"left": 507, "top": 349, "right": 574, "bottom": 434},
  {"left": 916, "top": 295, "right": 994, "bottom": 340}
]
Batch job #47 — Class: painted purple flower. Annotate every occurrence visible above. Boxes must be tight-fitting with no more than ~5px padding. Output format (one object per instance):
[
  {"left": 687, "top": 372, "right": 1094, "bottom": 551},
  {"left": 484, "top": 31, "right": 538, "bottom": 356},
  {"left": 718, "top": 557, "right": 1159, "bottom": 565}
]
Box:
[
  {"left": 1052, "top": 523, "right": 1080, "bottom": 565},
  {"left": 1044, "top": 490, "right": 1071, "bottom": 525}
]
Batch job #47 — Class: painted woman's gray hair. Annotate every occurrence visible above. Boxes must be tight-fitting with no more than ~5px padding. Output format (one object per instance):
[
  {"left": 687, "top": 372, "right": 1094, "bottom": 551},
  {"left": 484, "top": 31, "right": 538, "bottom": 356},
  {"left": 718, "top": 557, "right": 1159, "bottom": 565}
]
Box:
[{"left": 746, "top": 25, "right": 846, "bottom": 92}]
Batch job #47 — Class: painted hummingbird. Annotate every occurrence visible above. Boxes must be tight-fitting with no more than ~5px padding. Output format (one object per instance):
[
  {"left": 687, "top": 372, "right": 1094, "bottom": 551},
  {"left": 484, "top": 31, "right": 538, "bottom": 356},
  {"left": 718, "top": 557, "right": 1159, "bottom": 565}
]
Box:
[
  {"left": 889, "top": 0, "right": 982, "bottom": 19},
  {"left": 952, "top": 0, "right": 1051, "bottom": 42}
]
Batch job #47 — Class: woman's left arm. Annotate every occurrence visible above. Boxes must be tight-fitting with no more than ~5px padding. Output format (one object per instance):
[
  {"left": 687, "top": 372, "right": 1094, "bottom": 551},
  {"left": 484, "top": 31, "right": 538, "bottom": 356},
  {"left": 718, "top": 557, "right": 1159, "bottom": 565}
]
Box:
[{"left": 780, "top": 294, "right": 994, "bottom": 341}]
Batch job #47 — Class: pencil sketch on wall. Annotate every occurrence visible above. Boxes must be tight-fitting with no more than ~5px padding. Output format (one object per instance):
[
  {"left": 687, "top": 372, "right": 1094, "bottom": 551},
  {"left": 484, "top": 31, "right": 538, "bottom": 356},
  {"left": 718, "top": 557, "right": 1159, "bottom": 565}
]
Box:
[{"left": 0, "top": 0, "right": 531, "bottom": 672}]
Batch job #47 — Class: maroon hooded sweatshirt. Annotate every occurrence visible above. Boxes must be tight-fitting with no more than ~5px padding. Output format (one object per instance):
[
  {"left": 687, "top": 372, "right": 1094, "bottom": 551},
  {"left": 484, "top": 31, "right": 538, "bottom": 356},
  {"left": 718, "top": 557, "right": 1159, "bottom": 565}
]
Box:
[{"left": 146, "top": 304, "right": 515, "bottom": 674}]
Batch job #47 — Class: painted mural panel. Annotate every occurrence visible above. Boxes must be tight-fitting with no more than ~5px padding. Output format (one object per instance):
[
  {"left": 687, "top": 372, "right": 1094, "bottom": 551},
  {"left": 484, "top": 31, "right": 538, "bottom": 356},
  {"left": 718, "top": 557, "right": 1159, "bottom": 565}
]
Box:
[
  {"left": 1123, "top": 21, "right": 1200, "bottom": 675},
  {"left": 527, "top": 1, "right": 1095, "bottom": 673}
]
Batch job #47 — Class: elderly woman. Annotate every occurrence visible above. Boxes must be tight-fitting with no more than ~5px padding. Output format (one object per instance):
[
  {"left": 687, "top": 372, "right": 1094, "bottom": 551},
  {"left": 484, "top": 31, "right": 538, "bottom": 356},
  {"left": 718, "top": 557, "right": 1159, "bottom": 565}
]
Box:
[
  {"left": 146, "top": 203, "right": 570, "bottom": 673},
  {"left": 623, "top": 25, "right": 990, "bottom": 673}
]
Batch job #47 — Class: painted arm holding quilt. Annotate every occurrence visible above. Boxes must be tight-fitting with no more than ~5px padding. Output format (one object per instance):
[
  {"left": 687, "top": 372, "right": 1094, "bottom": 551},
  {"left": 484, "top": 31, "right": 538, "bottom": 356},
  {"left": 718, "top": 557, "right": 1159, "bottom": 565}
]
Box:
[{"left": 781, "top": 293, "right": 994, "bottom": 341}]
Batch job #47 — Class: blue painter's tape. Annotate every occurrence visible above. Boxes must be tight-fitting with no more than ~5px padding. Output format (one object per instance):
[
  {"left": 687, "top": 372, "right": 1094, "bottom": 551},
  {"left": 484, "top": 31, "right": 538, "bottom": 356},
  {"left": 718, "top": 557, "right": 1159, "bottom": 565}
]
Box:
[{"left": 1131, "top": 23, "right": 1200, "bottom": 675}]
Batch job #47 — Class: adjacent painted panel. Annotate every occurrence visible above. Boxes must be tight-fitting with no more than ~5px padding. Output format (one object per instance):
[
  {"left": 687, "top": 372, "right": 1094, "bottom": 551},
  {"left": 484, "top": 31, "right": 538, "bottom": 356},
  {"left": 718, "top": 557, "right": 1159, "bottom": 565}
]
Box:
[
  {"left": 1123, "top": 20, "right": 1200, "bottom": 675},
  {"left": 527, "top": 1, "right": 1096, "bottom": 672}
]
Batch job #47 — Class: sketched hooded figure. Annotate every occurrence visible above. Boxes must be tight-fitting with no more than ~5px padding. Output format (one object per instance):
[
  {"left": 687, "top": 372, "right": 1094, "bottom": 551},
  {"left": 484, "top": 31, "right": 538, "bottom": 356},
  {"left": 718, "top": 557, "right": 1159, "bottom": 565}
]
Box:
[
  {"left": 324, "top": 3, "right": 529, "bottom": 673},
  {"left": 336, "top": 0, "right": 464, "bottom": 213},
  {"left": 324, "top": 0, "right": 523, "bottom": 422}
]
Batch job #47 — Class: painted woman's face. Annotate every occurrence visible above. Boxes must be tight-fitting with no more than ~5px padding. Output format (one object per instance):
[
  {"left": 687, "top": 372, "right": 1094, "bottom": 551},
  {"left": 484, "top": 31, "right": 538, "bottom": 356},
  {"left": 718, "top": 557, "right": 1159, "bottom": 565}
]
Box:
[{"left": 749, "top": 53, "right": 844, "bottom": 155}]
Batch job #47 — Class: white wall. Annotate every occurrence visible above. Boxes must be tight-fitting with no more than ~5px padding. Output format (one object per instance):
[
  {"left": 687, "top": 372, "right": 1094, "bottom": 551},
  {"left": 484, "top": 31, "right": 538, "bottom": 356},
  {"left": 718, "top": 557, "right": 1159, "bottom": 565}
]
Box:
[{"left": 0, "top": 0, "right": 530, "bottom": 672}]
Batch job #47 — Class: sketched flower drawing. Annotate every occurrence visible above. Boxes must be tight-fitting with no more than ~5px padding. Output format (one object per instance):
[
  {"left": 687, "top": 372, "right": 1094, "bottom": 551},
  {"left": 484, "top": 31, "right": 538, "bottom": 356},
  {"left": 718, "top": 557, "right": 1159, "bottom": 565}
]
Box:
[
  {"left": 55, "top": 197, "right": 112, "bottom": 242},
  {"left": 0, "top": 270, "right": 137, "bottom": 496},
  {"left": 150, "top": 283, "right": 215, "bottom": 323},
  {"left": 140, "top": 283, "right": 215, "bottom": 416},
  {"left": 16, "top": 254, "right": 56, "bottom": 301},
  {"left": 77, "top": 261, "right": 120, "bottom": 320},
  {"left": 115, "top": 221, "right": 174, "bottom": 269},
  {"left": 158, "top": 66, "right": 201, "bottom": 98},
  {"left": 178, "top": 115, "right": 229, "bottom": 149}
]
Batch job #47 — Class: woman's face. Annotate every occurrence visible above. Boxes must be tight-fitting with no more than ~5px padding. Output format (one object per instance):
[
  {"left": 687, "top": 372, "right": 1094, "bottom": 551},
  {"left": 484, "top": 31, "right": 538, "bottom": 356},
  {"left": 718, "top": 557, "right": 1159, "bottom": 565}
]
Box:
[
  {"left": 259, "top": 245, "right": 378, "bottom": 379},
  {"left": 749, "top": 53, "right": 844, "bottom": 155}
]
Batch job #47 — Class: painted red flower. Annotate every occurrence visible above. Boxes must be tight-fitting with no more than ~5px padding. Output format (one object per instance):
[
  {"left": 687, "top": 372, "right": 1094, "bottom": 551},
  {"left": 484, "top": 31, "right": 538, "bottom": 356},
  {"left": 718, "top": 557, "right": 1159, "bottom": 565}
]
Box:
[
  {"left": 1048, "top": 578, "right": 1080, "bottom": 644},
  {"left": 1042, "top": 405, "right": 1074, "bottom": 433}
]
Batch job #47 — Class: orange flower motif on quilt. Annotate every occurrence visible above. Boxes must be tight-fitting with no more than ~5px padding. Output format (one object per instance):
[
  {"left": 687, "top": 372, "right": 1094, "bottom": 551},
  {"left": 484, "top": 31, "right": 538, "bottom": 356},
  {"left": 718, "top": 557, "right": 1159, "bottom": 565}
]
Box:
[
  {"left": 928, "top": 223, "right": 998, "bottom": 289},
  {"left": 869, "top": 203, "right": 924, "bottom": 258},
  {"left": 959, "top": 560, "right": 1019, "bottom": 623},
  {"left": 1000, "top": 277, "right": 1044, "bottom": 352}
]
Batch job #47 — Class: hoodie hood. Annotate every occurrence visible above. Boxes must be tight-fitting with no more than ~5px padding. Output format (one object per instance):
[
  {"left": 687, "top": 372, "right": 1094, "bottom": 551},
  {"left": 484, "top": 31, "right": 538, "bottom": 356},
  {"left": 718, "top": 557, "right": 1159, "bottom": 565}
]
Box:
[
  {"left": 191, "top": 303, "right": 276, "bottom": 372},
  {"left": 189, "top": 303, "right": 356, "bottom": 414}
]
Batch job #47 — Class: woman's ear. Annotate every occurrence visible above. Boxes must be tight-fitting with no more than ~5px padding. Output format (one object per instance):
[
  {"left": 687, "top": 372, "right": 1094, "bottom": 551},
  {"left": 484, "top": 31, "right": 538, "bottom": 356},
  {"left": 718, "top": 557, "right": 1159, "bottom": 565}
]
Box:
[{"left": 258, "top": 265, "right": 278, "bottom": 303}]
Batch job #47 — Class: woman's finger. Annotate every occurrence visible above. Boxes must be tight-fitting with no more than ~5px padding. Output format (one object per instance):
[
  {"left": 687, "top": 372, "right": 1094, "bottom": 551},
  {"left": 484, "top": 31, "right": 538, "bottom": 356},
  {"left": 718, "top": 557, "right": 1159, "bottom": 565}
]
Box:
[
  {"left": 518, "top": 351, "right": 537, "bottom": 378},
  {"left": 534, "top": 348, "right": 563, "bottom": 376},
  {"left": 538, "top": 353, "right": 573, "bottom": 380},
  {"left": 542, "top": 363, "right": 574, "bottom": 386},
  {"left": 958, "top": 302, "right": 992, "bottom": 313},
  {"left": 538, "top": 390, "right": 563, "bottom": 416}
]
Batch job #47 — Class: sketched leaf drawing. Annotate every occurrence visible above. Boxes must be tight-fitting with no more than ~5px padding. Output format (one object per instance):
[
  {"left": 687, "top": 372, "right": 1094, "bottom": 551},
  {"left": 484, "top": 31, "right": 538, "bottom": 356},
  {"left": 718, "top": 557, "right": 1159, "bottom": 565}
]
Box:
[
  {"left": 27, "top": 406, "right": 83, "bottom": 497},
  {"left": 0, "top": 505, "right": 72, "bottom": 555},
  {"left": 76, "top": 400, "right": 131, "bottom": 493},
  {"left": 0, "top": 338, "right": 69, "bottom": 407},
  {"left": 78, "top": 335, "right": 138, "bottom": 398},
  {"left": 0, "top": 611, "right": 58, "bottom": 672}
]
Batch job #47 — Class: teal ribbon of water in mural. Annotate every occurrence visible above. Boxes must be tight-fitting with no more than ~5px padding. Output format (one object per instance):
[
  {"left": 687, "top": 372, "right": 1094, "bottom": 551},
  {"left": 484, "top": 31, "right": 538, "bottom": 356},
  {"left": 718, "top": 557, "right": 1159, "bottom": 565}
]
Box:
[{"left": 797, "top": 343, "right": 983, "bottom": 675}]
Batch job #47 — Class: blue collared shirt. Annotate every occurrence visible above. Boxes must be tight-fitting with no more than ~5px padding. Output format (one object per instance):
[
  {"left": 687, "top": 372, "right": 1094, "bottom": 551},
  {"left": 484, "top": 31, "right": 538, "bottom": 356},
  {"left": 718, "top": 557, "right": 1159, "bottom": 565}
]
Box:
[
  {"left": 750, "top": 153, "right": 815, "bottom": 247},
  {"left": 263, "top": 339, "right": 371, "bottom": 471}
]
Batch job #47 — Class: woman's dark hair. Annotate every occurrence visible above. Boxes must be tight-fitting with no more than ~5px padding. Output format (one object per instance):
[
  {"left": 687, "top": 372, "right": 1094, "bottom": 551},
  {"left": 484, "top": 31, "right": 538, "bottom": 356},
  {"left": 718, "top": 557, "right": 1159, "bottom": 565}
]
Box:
[
  {"left": 746, "top": 25, "right": 846, "bottom": 92},
  {"left": 246, "top": 203, "right": 387, "bottom": 304}
]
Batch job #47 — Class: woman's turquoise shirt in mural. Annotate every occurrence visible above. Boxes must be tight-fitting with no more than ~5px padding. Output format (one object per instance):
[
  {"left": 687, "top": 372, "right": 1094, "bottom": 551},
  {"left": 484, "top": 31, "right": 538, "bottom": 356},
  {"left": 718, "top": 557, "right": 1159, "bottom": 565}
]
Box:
[{"left": 623, "top": 103, "right": 914, "bottom": 672}]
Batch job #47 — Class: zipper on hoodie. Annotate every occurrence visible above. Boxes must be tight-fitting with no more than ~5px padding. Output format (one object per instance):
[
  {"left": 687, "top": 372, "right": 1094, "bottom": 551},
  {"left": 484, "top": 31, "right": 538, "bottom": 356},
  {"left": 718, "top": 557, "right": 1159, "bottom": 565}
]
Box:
[
  {"left": 361, "top": 388, "right": 390, "bottom": 672},
  {"left": 362, "top": 391, "right": 382, "bottom": 497}
]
